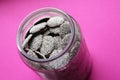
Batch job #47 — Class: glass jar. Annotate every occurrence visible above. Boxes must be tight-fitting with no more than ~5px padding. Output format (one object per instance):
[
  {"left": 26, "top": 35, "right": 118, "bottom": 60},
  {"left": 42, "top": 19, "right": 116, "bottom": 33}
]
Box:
[{"left": 16, "top": 7, "right": 92, "bottom": 80}]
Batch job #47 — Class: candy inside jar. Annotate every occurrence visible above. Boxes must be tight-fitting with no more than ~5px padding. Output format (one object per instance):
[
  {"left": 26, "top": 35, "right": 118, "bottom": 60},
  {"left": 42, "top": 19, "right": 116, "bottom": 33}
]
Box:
[{"left": 16, "top": 8, "right": 92, "bottom": 80}]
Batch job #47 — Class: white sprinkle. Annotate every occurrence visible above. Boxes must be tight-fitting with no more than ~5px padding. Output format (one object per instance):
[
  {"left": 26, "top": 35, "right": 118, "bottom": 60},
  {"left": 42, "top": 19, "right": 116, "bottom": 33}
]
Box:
[
  {"left": 60, "top": 21, "right": 71, "bottom": 38},
  {"left": 22, "top": 34, "right": 33, "bottom": 48},
  {"left": 30, "top": 22, "right": 47, "bottom": 33},
  {"left": 40, "top": 36, "right": 55, "bottom": 55},
  {"left": 60, "top": 33, "right": 71, "bottom": 49},
  {"left": 54, "top": 37, "right": 62, "bottom": 49},
  {"left": 34, "top": 51, "right": 46, "bottom": 59},
  {"left": 49, "top": 49, "right": 62, "bottom": 58},
  {"left": 29, "top": 35, "right": 43, "bottom": 51},
  {"left": 27, "top": 49, "right": 38, "bottom": 58},
  {"left": 47, "top": 16, "right": 64, "bottom": 27},
  {"left": 49, "top": 27, "right": 61, "bottom": 34},
  {"left": 49, "top": 52, "right": 70, "bottom": 69}
]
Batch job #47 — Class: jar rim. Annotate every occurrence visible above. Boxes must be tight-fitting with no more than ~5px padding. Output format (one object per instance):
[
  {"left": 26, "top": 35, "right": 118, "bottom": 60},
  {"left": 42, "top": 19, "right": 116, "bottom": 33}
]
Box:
[{"left": 16, "top": 7, "right": 75, "bottom": 63}]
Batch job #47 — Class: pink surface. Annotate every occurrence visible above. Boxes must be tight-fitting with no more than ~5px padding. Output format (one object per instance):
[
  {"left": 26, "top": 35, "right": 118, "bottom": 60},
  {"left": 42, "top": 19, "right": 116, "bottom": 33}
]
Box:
[{"left": 0, "top": 0, "right": 120, "bottom": 80}]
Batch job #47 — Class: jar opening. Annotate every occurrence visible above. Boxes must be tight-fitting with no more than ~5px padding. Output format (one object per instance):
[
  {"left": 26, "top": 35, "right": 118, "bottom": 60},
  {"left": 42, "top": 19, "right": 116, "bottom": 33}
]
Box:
[{"left": 16, "top": 7, "right": 75, "bottom": 63}]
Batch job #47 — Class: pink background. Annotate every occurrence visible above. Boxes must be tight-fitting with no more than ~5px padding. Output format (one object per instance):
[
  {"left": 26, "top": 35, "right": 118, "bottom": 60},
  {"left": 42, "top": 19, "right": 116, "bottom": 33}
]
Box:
[{"left": 0, "top": 0, "right": 120, "bottom": 80}]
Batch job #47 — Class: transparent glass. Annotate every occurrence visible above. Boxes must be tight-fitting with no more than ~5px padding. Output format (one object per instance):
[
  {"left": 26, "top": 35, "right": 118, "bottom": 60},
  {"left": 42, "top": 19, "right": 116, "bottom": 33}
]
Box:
[{"left": 16, "top": 7, "right": 92, "bottom": 80}]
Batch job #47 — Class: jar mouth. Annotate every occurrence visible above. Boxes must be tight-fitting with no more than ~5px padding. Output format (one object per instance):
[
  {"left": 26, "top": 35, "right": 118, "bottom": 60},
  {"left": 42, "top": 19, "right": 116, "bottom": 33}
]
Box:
[{"left": 16, "top": 7, "right": 75, "bottom": 63}]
